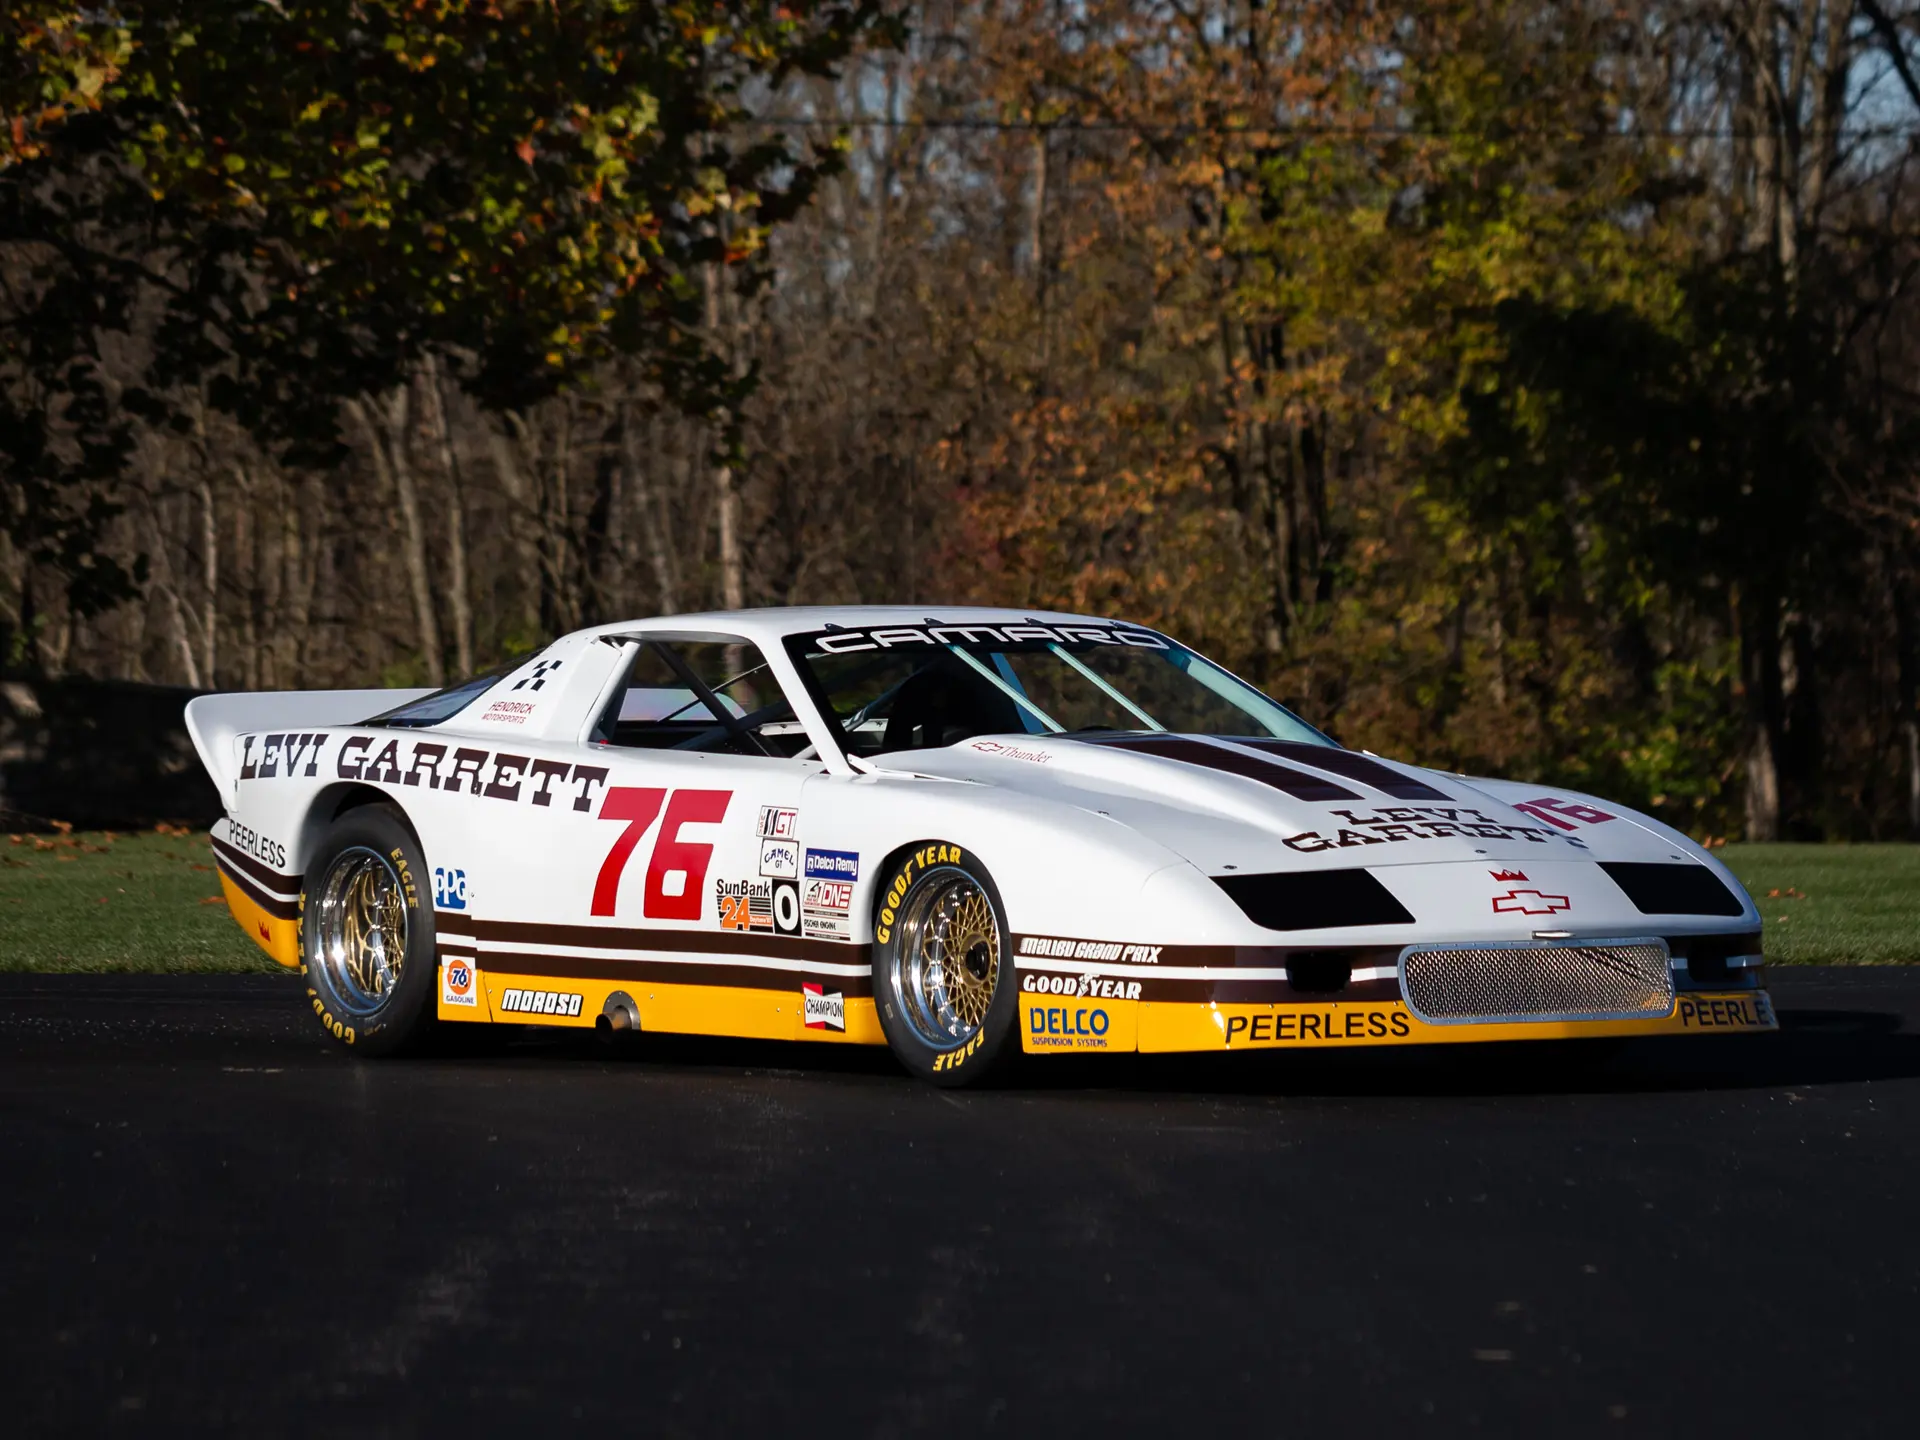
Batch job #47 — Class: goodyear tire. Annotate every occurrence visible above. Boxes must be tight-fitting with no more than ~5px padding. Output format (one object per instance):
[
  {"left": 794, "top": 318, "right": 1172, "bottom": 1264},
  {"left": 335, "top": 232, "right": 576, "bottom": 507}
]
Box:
[
  {"left": 871, "top": 843, "right": 1018, "bottom": 1087},
  {"left": 299, "top": 804, "right": 437, "bottom": 1056}
]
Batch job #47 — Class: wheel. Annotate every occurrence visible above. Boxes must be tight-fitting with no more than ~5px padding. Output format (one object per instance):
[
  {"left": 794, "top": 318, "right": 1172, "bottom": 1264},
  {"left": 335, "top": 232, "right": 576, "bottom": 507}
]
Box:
[
  {"left": 299, "top": 804, "right": 437, "bottom": 1055},
  {"left": 871, "top": 844, "right": 1019, "bottom": 1087}
]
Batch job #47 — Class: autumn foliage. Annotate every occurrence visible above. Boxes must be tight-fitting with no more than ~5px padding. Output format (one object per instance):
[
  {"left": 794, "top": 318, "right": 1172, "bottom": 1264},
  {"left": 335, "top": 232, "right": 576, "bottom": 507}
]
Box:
[{"left": 5, "top": 2, "right": 1920, "bottom": 841}]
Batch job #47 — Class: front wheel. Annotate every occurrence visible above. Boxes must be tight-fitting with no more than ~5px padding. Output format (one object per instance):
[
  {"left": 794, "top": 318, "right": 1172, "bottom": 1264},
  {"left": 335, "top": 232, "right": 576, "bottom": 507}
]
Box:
[
  {"left": 300, "top": 804, "right": 437, "bottom": 1055},
  {"left": 871, "top": 845, "right": 1019, "bottom": 1087}
]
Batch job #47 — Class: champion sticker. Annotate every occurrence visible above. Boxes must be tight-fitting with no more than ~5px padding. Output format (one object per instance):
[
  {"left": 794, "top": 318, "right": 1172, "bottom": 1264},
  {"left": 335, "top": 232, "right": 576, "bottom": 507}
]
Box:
[{"left": 802, "top": 982, "right": 845, "bottom": 1032}]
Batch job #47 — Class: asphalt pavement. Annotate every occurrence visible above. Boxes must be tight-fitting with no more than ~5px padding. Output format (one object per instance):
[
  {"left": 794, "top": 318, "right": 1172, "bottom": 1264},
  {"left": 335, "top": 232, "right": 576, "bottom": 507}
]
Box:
[{"left": 3, "top": 968, "right": 1918, "bottom": 1436}]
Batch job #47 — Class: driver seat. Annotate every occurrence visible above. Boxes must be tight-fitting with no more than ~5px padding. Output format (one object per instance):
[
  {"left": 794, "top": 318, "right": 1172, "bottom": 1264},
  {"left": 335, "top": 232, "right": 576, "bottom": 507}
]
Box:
[{"left": 879, "top": 661, "right": 1027, "bottom": 752}]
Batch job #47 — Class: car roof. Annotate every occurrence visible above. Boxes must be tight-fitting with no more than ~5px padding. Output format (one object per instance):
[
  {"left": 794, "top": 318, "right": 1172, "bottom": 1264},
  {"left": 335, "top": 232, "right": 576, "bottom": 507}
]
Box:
[{"left": 579, "top": 605, "right": 1148, "bottom": 647}]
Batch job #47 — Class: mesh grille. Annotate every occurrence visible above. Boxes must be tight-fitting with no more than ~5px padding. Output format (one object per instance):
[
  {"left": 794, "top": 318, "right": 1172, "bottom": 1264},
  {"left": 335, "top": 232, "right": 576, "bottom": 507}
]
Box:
[{"left": 1401, "top": 942, "right": 1673, "bottom": 1024}]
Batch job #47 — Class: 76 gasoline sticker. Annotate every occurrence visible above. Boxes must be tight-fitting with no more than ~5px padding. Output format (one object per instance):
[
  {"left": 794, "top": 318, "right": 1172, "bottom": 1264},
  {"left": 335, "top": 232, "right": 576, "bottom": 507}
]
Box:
[{"left": 442, "top": 959, "right": 478, "bottom": 1008}]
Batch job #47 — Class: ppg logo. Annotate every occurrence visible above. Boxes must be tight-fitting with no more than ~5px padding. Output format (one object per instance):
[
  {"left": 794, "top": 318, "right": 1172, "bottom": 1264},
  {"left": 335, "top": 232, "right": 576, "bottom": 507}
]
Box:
[{"left": 433, "top": 867, "right": 469, "bottom": 910}]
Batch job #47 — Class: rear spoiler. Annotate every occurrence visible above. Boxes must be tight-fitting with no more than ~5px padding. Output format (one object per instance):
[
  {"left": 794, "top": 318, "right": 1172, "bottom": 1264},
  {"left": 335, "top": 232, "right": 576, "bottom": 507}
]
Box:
[{"left": 184, "top": 689, "right": 434, "bottom": 809}]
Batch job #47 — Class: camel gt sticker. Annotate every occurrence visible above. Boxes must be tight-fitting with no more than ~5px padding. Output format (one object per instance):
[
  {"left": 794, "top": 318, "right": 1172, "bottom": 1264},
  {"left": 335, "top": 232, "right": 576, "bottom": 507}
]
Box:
[{"left": 759, "top": 838, "right": 799, "bottom": 878}]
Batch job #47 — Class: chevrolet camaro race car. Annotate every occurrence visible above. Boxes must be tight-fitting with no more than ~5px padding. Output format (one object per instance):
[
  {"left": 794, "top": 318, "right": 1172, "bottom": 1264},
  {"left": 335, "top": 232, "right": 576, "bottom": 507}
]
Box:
[{"left": 185, "top": 606, "right": 1775, "bottom": 1086}]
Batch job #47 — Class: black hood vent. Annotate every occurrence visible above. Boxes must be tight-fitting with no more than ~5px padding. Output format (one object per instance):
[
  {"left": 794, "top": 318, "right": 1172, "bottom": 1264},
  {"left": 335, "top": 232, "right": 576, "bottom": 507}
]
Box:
[
  {"left": 1215, "top": 869, "right": 1416, "bottom": 931},
  {"left": 1599, "top": 862, "right": 1746, "bottom": 917}
]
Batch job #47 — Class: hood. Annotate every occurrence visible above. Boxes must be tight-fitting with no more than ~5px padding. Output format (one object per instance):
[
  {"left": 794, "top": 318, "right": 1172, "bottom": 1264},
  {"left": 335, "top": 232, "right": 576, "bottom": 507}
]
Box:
[{"left": 870, "top": 734, "right": 1706, "bottom": 876}]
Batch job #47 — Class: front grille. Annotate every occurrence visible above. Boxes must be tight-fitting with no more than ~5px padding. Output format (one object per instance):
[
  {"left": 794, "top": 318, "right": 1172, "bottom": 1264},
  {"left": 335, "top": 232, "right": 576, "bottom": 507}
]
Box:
[{"left": 1400, "top": 941, "right": 1673, "bottom": 1024}]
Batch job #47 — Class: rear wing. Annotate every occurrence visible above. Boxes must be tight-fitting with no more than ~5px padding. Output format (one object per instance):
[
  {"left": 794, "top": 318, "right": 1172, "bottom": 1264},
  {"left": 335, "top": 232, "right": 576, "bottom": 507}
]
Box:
[{"left": 184, "top": 689, "right": 434, "bottom": 809}]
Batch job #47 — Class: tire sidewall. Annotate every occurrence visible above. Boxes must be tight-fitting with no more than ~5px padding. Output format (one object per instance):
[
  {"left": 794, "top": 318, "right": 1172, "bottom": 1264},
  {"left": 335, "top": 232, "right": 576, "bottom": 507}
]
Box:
[
  {"left": 300, "top": 805, "right": 437, "bottom": 1055},
  {"left": 871, "top": 842, "right": 1018, "bottom": 1086}
]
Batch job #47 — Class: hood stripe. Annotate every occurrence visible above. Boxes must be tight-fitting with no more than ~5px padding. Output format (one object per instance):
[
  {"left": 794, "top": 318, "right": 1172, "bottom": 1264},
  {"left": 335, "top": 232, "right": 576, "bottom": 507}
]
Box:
[
  {"left": 1235, "top": 740, "right": 1452, "bottom": 801},
  {"left": 1082, "top": 735, "right": 1361, "bottom": 801}
]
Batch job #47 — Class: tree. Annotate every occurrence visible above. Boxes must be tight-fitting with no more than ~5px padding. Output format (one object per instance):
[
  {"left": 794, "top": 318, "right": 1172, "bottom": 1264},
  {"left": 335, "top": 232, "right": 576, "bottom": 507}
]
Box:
[{"left": 2, "top": 1, "right": 894, "bottom": 666}]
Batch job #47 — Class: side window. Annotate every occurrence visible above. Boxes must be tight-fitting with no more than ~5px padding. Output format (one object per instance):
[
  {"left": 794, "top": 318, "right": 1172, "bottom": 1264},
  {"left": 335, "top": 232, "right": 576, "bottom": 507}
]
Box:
[
  {"left": 593, "top": 640, "right": 809, "bottom": 758},
  {"left": 365, "top": 660, "right": 519, "bottom": 727}
]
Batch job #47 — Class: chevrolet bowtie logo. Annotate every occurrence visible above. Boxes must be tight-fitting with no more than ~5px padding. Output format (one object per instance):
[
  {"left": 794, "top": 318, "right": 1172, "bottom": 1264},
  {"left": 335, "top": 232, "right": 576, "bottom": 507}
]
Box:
[{"left": 1492, "top": 888, "right": 1572, "bottom": 916}]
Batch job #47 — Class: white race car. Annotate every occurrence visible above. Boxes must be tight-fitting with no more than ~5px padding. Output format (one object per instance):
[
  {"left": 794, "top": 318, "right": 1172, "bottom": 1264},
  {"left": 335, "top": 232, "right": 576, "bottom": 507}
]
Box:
[{"left": 186, "top": 607, "right": 1774, "bottom": 1085}]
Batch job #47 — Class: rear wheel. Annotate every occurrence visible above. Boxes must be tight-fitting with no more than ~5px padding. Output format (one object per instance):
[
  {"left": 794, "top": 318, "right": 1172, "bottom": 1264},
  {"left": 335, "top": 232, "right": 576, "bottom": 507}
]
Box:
[
  {"left": 871, "top": 845, "right": 1018, "bottom": 1087},
  {"left": 300, "top": 805, "right": 436, "bottom": 1055}
]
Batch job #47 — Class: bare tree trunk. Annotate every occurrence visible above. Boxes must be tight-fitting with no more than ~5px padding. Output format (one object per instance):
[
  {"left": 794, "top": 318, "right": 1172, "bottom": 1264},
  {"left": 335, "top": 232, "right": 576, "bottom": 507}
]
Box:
[
  {"left": 632, "top": 409, "right": 682, "bottom": 614},
  {"left": 1894, "top": 563, "right": 1920, "bottom": 839},
  {"left": 159, "top": 585, "right": 201, "bottom": 688},
  {"left": 233, "top": 463, "right": 261, "bottom": 690},
  {"left": 347, "top": 390, "right": 444, "bottom": 686},
  {"left": 421, "top": 355, "right": 475, "bottom": 676},
  {"left": 705, "top": 264, "right": 745, "bottom": 611},
  {"left": 547, "top": 398, "right": 575, "bottom": 635},
  {"left": 198, "top": 475, "right": 218, "bottom": 686},
  {"left": 1736, "top": 586, "right": 1783, "bottom": 841},
  {"left": 280, "top": 473, "right": 311, "bottom": 682}
]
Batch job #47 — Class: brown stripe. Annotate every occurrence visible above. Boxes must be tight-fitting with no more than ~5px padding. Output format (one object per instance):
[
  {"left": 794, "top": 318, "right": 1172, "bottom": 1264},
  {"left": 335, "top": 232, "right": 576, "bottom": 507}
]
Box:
[
  {"left": 1236, "top": 741, "right": 1452, "bottom": 801},
  {"left": 1012, "top": 936, "right": 1403, "bottom": 971},
  {"left": 474, "top": 950, "right": 874, "bottom": 998},
  {"left": 440, "top": 914, "right": 869, "bottom": 964},
  {"left": 1020, "top": 972, "right": 1402, "bottom": 1005},
  {"left": 215, "top": 853, "right": 300, "bottom": 920},
  {"left": 1085, "top": 736, "right": 1362, "bottom": 801},
  {"left": 210, "top": 835, "right": 300, "bottom": 894}
]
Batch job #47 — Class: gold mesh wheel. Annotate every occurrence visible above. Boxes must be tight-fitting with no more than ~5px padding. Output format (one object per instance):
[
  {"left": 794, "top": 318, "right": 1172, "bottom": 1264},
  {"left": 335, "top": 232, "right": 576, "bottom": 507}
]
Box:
[
  {"left": 313, "top": 846, "right": 410, "bottom": 1016},
  {"left": 887, "top": 867, "right": 1003, "bottom": 1048}
]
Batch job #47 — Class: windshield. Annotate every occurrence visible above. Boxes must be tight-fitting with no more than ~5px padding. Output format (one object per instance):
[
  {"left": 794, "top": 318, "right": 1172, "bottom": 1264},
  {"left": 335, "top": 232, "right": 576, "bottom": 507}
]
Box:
[{"left": 783, "top": 622, "right": 1330, "bottom": 758}]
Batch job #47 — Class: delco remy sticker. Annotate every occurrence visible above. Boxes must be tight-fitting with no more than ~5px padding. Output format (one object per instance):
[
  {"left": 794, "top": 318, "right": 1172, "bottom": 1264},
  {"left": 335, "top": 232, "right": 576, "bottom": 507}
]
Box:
[
  {"left": 441, "top": 959, "right": 478, "bottom": 1008},
  {"left": 804, "top": 848, "right": 859, "bottom": 881}
]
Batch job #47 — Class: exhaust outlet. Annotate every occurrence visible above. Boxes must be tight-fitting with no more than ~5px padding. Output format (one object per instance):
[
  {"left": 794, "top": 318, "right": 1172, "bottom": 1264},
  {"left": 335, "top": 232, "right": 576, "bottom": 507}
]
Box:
[{"left": 598, "top": 991, "right": 640, "bottom": 1033}]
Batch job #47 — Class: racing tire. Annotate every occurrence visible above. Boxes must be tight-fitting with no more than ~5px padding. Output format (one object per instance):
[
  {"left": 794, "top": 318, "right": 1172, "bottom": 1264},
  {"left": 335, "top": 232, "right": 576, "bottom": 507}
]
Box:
[
  {"left": 870, "top": 843, "right": 1019, "bottom": 1088},
  {"left": 299, "top": 804, "right": 437, "bottom": 1056}
]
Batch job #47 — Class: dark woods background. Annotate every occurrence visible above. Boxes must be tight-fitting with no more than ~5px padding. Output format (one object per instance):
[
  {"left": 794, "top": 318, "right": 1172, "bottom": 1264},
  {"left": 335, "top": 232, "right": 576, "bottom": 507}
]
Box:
[{"left": 6, "top": 1, "right": 1920, "bottom": 842}]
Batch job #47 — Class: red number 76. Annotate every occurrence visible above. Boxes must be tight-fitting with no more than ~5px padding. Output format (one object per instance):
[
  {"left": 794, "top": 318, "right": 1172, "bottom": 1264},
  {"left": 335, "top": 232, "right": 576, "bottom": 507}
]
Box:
[{"left": 592, "top": 787, "right": 732, "bottom": 919}]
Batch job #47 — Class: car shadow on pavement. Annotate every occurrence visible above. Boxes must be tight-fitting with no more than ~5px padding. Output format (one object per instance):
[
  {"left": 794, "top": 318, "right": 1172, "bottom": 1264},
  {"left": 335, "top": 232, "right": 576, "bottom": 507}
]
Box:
[{"left": 484, "top": 1003, "right": 1920, "bottom": 1100}]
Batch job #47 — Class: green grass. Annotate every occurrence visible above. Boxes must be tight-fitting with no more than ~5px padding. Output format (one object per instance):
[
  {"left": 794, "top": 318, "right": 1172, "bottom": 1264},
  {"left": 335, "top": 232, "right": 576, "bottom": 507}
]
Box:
[
  {"left": 0, "top": 829, "right": 1912, "bottom": 971},
  {"left": 0, "top": 828, "right": 274, "bottom": 973},
  {"left": 1717, "top": 843, "right": 1920, "bottom": 965}
]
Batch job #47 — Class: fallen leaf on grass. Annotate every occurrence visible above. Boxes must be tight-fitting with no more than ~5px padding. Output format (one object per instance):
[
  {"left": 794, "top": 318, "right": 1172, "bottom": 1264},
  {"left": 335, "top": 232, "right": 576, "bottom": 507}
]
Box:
[
  {"left": 1765, "top": 887, "right": 1805, "bottom": 899},
  {"left": 198, "top": 896, "right": 228, "bottom": 907}
]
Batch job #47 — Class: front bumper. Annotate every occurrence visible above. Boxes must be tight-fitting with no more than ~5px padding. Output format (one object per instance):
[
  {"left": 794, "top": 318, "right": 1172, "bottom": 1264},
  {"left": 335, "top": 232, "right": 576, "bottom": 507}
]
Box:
[{"left": 1013, "top": 931, "right": 1776, "bottom": 1054}]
